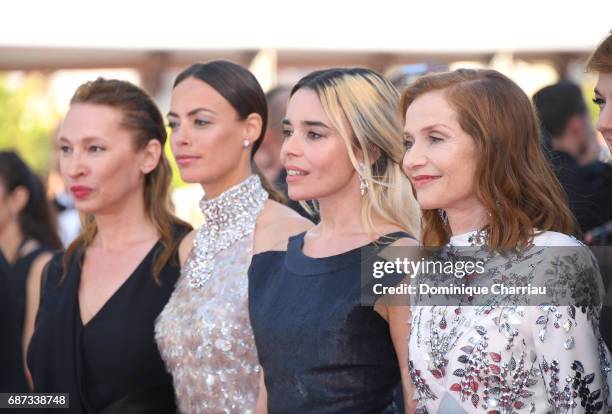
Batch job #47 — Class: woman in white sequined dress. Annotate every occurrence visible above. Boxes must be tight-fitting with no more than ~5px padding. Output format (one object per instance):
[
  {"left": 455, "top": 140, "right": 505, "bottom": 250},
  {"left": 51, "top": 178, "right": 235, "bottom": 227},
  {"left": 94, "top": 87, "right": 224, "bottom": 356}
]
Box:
[
  {"left": 155, "top": 61, "right": 313, "bottom": 414},
  {"left": 401, "top": 69, "right": 610, "bottom": 413}
]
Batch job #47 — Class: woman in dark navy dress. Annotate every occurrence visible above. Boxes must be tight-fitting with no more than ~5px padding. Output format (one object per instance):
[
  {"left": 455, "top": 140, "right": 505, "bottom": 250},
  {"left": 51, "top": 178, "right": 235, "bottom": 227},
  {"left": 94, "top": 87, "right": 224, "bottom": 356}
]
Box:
[
  {"left": 0, "top": 151, "right": 62, "bottom": 391},
  {"left": 249, "top": 68, "right": 421, "bottom": 413},
  {"left": 27, "top": 78, "right": 191, "bottom": 413}
]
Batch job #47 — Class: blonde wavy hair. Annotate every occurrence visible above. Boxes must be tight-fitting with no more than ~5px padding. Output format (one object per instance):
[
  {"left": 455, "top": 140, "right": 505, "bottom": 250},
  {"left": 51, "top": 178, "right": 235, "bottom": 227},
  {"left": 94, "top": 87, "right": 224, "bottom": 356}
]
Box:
[{"left": 291, "top": 68, "right": 421, "bottom": 239}]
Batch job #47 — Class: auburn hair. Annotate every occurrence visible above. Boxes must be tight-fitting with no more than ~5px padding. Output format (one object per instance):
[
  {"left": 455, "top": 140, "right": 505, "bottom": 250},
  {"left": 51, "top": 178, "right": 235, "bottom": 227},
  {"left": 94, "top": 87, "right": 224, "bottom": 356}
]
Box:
[
  {"left": 587, "top": 31, "right": 612, "bottom": 73},
  {"left": 400, "top": 69, "right": 576, "bottom": 248}
]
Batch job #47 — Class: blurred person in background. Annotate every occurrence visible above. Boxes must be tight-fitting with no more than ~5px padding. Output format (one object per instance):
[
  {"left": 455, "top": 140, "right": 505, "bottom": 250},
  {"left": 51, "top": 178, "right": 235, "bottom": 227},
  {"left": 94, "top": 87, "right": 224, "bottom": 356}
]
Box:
[
  {"left": 533, "top": 82, "right": 612, "bottom": 244},
  {"left": 46, "top": 127, "right": 81, "bottom": 247},
  {"left": 155, "top": 60, "right": 312, "bottom": 413},
  {"left": 0, "top": 231, "right": 31, "bottom": 394},
  {"left": 254, "top": 86, "right": 290, "bottom": 184},
  {"left": 27, "top": 78, "right": 191, "bottom": 413},
  {"left": 255, "top": 86, "right": 312, "bottom": 220},
  {"left": 0, "top": 151, "right": 62, "bottom": 390}
]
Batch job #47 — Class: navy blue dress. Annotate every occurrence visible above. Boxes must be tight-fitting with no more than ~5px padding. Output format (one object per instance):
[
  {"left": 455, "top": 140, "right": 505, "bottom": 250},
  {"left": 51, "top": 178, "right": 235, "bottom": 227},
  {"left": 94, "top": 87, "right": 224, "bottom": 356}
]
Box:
[{"left": 248, "top": 231, "right": 412, "bottom": 414}]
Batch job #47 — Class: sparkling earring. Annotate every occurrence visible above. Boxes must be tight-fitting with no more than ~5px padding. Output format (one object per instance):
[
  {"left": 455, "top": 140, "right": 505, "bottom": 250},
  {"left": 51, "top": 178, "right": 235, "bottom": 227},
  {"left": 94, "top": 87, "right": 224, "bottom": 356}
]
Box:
[
  {"left": 358, "top": 161, "right": 368, "bottom": 196},
  {"left": 243, "top": 140, "right": 251, "bottom": 148},
  {"left": 438, "top": 209, "right": 448, "bottom": 226}
]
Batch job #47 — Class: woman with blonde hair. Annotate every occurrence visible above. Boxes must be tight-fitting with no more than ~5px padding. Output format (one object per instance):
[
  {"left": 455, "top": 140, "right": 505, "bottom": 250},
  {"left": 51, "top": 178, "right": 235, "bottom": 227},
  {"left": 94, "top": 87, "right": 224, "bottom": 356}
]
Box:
[
  {"left": 402, "top": 68, "right": 609, "bottom": 413},
  {"left": 248, "top": 67, "right": 420, "bottom": 413}
]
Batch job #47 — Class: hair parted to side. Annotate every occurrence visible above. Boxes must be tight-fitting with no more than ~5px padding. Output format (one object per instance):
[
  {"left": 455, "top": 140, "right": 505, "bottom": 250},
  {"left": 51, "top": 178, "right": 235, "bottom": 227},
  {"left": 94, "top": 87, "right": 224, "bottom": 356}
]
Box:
[
  {"left": 0, "top": 151, "right": 62, "bottom": 250},
  {"left": 587, "top": 30, "right": 612, "bottom": 73},
  {"left": 174, "top": 60, "right": 286, "bottom": 203},
  {"left": 291, "top": 67, "right": 421, "bottom": 240},
  {"left": 400, "top": 68, "right": 576, "bottom": 248},
  {"left": 64, "top": 77, "right": 192, "bottom": 282}
]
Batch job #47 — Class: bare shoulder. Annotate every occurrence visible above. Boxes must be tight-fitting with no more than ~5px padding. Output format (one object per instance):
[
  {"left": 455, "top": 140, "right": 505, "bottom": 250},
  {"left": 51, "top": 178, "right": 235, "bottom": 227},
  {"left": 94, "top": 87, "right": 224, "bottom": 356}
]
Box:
[
  {"left": 178, "top": 228, "right": 198, "bottom": 267},
  {"left": 28, "top": 251, "right": 54, "bottom": 285},
  {"left": 376, "top": 225, "right": 418, "bottom": 247},
  {"left": 253, "top": 200, "right": 314, "bottom": 254},
  {"left": 389, "top": 237, "right": 418, "bottom": 247}
]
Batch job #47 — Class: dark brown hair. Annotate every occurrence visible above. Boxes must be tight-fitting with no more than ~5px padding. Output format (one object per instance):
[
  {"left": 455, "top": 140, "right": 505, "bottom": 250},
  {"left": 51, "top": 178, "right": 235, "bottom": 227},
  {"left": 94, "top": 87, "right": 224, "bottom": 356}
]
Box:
[
  {"left": 400, "top": 69, "right": 576, "bottom": 248},
  {"left": 65, "top": 77, "right": 191, "bottom": 281},
  {"left": 0, "top": 151, "right": 62, "bottom": 250},
  {"left": 174, "top": 60, "right": 286, "bottom": 203}
]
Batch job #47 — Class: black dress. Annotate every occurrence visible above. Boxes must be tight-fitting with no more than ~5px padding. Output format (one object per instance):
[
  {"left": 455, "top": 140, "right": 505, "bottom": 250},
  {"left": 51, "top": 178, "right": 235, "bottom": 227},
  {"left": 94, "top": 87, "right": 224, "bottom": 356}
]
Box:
[
  {"left": 7, "top": 240, "right": 53, "bottom": 337},
  {"left": 0, "top": 249, "right": 29, "bottom": 394},
  {"left": 248, "top": 231, "right": 411, "bottom": 414},
  {"left": 27, "top": 234, "right": 186, "bottom": 414}
]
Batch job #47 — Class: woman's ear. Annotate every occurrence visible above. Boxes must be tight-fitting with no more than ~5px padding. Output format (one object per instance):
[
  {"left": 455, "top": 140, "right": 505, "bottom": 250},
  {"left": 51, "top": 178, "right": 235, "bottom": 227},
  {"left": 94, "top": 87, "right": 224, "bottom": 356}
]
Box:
[
  {"left": 9, "top": 186, "right": 30, "bottom": 215},
  {"left": 354, "top": 143, "right": 381, "bottom": 166},
  {"left": 140, "top": 139, "right": 163, "bottom": 174},
  {"left": 243, "top": 113, "right": 264, "bottom": 147}
]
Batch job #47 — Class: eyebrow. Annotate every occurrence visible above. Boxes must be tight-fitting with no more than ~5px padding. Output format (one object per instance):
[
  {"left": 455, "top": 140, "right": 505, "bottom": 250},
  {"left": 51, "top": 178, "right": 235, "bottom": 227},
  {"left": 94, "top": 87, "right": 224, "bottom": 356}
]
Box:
[
  {"left": 167, "top": 107, "right": 216, "bottom": 118},
  {"left": 282, "top": 119, "right": 331, "bottom": 129},
  {"left": 404, "top": 123, "right": 451, "bottom": 133},
  {"left": 58, "top": 135, "right": 103, "bottom": 144}
]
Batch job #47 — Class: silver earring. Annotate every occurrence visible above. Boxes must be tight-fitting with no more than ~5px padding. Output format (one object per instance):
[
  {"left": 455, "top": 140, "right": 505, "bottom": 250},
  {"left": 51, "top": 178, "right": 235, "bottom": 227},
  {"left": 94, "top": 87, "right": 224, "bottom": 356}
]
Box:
[
  {"left": 438, "top": 209, "right": 448, "bottom": 226},
  {"left": 358, "top": 161, "right": 368, "bottom": 196},
  {"left": 243, "top": 140, "right": 251, "bottom": 148}
]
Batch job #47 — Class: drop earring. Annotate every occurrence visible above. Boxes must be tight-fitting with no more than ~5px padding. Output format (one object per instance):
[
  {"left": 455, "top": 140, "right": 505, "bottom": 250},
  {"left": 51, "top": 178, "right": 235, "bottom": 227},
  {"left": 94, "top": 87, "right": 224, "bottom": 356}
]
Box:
[
  {"left": 438, "top": 209, "right": 448, "bottom": 226},
  {"left": 358, "top": 161, "right": 368, "bottom": 196}
]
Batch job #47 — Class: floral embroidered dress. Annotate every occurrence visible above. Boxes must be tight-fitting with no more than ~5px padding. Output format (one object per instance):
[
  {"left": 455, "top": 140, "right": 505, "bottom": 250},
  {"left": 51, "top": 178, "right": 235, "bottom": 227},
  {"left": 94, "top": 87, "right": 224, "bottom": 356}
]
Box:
[{"left": 409, "top": 230, "right": 610, "bottom": 414}]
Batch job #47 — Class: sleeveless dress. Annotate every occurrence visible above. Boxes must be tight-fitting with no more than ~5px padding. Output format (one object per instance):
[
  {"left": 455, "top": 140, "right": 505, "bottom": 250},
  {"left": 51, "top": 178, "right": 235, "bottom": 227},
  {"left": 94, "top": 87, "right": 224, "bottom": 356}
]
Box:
[
  {"left": 248, "top": 231, "right": 413, "bottom": 413},
  {"left": 27, "top": 226, "right": 188, "bottom": 414},
  {"left": 155, "top": 174, "right": 269, "bottom": 414}
]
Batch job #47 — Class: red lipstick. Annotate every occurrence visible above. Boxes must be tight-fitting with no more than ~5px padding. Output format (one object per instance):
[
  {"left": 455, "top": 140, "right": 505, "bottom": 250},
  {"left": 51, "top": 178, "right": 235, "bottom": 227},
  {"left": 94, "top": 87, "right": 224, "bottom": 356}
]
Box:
[{"left": 70, "top": 185, "right": 93, "bottom": 199}]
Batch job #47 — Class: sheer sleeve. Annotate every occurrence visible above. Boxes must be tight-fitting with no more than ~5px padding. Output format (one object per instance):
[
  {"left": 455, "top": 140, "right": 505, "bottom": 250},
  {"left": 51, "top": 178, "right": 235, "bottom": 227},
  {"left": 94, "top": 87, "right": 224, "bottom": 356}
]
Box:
[{"left": 529, "top": 245, "right": 609, "bottom": 413}]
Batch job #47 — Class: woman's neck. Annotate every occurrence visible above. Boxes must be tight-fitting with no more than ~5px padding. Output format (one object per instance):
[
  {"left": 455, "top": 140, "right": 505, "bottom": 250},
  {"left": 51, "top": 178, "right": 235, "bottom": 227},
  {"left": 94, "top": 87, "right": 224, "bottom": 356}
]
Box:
[
  {"left": 315, "top": 178, "right": 367, "bottom": 239},
  {"left": 92, "top": 191, "right": 158, "bottom": 250},
  {"left": 0, "top": 220, "right": 24, "bottom": 263},
  {"left": 201, "top": 163, "right": 252, "bottom": 200},
  {"left": 446, "top": 202, "right": 489, "bottom": 236}
]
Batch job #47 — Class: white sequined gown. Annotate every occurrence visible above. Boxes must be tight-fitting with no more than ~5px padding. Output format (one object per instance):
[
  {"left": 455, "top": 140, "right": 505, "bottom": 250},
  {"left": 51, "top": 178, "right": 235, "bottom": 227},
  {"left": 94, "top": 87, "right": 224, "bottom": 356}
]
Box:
[
  {"left": 409, "top": 230, "right": 611, "bottom": 414},
  {"left": 155, "top": 175, "right": 268, "bottom": 414}
]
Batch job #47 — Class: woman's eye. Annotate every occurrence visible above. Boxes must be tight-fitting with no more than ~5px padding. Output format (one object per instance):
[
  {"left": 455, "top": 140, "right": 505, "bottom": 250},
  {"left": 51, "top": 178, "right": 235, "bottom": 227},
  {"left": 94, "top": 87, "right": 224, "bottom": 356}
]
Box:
[
  {"left": 402, "top": 138, "right": 413, "bottom": 150},
  {"left": 194, "top": 119, "right": 210, "bottom": 127},
  {"left": 59, "top": 145, "right": 72, "bottom": 154},
  {"left": 89, "top": 145, "right": 105, "bottom": 153},
  {"left": 593, "top": 97, "right": 606, "bottom": 107},
  {"left": 429, "top": 136, "right": 444, "bottom": 143},
  {"left": 168, "top": 121, "right": 178, "bottom": 129},
  {"left": 307, "top": 131, "right": 322, "bottom": 140},
  {"left": 282, "top": 129, "right": 293, "bottom": 139}
]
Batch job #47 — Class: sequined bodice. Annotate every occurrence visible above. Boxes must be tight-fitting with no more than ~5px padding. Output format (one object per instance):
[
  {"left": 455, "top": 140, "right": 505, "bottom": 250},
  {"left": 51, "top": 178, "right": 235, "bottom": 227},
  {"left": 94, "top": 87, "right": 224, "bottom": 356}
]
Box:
[
  {"left": 155, "top": 175, "right": 268, "bottom": 414},
  {"left": 409, "top": 231, "right": 610, "bottom": 414}
]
